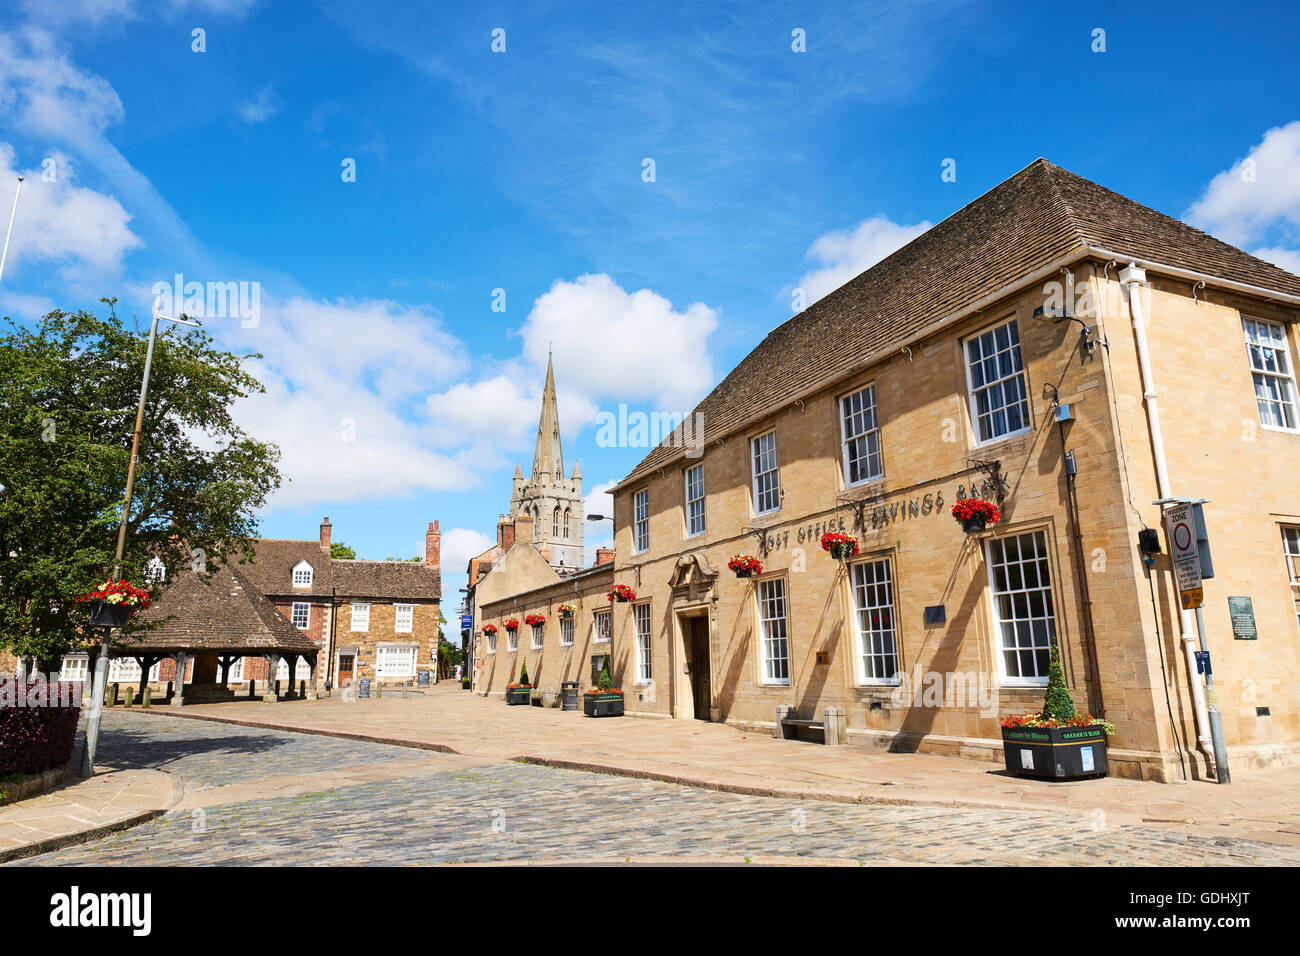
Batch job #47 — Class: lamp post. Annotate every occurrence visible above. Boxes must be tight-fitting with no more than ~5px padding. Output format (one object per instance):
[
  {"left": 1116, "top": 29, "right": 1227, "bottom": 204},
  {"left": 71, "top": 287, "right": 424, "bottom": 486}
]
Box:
[
  {"left": 80, "top": 308, "right": 199, "bottom": 777},
  {"left": 0, "top": 176, "right": 23, "bottom": 286}
]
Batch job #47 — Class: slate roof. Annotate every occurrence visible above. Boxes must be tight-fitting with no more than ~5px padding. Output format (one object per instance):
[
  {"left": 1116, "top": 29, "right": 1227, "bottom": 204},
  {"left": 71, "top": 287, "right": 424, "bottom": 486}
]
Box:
[
  {"left": 236, "top": 539, "right": 334, "bottom": 597},
  {"left": 330, "top": 560, "right": 441, "bottom": 601},
  {"left": 618, "top": 158, "right": 1300, "bottom": 487},
  {"left": 113, "top": 562, "right": 318, "bottom": 654}
]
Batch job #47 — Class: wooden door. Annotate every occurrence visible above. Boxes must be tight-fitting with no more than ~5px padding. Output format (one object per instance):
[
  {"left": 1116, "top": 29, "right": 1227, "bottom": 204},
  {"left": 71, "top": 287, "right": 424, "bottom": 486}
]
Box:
[
  {"left": 338, "top": 654, "right": 355, "bottom": 686},
  {"left": 689, "top": 617, "right": 711, "bottom": 721}
]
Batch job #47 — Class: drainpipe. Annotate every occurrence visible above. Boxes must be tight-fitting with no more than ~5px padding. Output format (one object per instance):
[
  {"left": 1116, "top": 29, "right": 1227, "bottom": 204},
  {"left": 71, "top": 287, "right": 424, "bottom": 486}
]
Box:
[{"left": 1119, "top": 263, "right": 1214, "bottom": 764}]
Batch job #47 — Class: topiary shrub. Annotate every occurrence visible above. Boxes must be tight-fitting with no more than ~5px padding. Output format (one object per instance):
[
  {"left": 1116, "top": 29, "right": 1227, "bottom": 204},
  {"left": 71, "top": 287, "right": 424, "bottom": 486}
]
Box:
[
  {"left": 517, "top": 660, "right": 530, "bottom": 687},
  {"left": 597, "top": 655, "right": 614, "bottom": 692},
  {"left": 1040, "top": 643, "right": 1076, "bottom": 721}
]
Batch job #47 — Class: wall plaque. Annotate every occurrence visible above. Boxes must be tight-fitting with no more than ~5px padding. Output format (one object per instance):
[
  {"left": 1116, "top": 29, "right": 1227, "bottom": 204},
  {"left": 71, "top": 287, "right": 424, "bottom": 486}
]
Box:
[{"left": 1228, "top": 596, "right": 1257, "bottom": 640}]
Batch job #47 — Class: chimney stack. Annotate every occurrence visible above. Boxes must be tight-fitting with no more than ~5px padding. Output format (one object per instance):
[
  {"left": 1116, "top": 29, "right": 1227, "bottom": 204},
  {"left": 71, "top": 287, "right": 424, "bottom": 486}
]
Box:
[
  {"left": 595, "top": 547, "right": 614, "bottom": 566},
  {"left": 320, "top": 517, "right": 332, "bottom": 552},
  {"left": 498, "top": 514, "right": 515, "bottom": 552},
  {"left": 426, "top": 520, "right": 441, "bottom": 567},
  {"left": 513, "top": 512, "right": 534, "bottom": 549}
]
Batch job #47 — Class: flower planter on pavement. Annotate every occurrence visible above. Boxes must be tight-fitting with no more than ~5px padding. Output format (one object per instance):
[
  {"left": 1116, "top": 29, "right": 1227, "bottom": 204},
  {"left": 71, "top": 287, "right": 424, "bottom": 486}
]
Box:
[
  {"left": 583, "top": 693, "right": 625, "bottom": 717},
  {"left": 505, "top": 686, "right": 532, "bottom": 705},
  {"left": 1000, "top": 723, "right": 1108, "bottom": 779}
]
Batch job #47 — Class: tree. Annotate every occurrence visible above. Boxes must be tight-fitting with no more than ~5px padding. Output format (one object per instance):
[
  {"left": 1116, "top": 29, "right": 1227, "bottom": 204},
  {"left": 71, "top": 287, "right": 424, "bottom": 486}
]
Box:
[
  {"left": 0, "top": 303, "right": 282, "bottom": 670},
  {"left": 1041, "top": 643, "right": 1076, "bottom": 721},
  {"left": 329, "top": 542, "right": 356, "bottom": 560},
  {"left": 518, "top": 659, "right": 530, "bottom": 687},
  {"left": 597, "top": 654, "right": 613, "bottom": 691}
]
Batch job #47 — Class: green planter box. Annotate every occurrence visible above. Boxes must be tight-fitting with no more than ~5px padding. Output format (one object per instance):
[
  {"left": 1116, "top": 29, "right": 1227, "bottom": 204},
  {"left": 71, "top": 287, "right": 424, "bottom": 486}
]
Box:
[
  {"left": 1001, "top": 724, "right": 1108, "bottom": 779},
  {"left": 584, "top": 693, "right": 625, "bottom": 717},
  {"left": 505, "top": 687, "right": 532, "bottom": 705}
]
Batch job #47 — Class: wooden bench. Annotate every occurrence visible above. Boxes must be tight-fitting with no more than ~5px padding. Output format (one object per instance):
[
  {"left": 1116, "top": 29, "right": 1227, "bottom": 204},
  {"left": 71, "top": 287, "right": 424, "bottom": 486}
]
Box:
[{"left": 775, "top": 705, "right": 847, "bottom": 745}]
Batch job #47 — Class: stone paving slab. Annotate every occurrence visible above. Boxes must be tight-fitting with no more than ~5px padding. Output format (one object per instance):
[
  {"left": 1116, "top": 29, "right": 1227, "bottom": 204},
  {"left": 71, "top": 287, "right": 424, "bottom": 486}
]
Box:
[
  {"left": 133, "top": 686, "right": 1300, "bottom": 845},
  {"left": 0, "top": 768, "right": 178, "bottom": 863}
]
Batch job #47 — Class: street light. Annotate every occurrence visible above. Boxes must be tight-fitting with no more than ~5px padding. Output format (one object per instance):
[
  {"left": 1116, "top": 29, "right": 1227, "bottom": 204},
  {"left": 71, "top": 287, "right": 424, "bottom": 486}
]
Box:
[{"left": 80, "top": 308, "right": 200, "bottom": 777}]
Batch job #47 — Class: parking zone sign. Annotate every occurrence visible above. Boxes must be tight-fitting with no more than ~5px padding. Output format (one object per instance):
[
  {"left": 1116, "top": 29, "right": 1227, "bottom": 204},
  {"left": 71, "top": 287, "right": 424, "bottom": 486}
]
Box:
[{"left": 1165, "top": 503, "right": 1204, "bottom": 610}]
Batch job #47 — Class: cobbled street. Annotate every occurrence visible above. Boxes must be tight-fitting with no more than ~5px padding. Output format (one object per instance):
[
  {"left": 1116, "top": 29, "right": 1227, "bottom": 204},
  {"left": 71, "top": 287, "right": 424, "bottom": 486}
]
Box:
[{"left": 14, "top": 711, "right": 1300, "bottom": 866}]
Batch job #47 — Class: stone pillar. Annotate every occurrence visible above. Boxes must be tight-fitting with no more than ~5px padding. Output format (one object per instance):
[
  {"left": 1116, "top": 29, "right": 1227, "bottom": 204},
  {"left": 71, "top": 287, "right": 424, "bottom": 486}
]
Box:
[
  {"left": 107, "top": 682, "right": 119, "bottom": 706},
  {"left": 305, "top": 652, "right": 319, "bottom": 701},
  {"left": 286, "top": 656, "right": 298, "bottom": 699},
  {"left": 823, "top": 705, "right": 847, "bottom": 746},
  {"left": 775, "top": 704, "right": 793, "bottom": 739},
  {"left": 263, "top": 654, "right": 280, "bottom": 702},
  {"left": 173, "top": 653, "right": 188, "bottom": 707},
  {"left": 123, "top": 687, "right": 134, "bottom": 708}
]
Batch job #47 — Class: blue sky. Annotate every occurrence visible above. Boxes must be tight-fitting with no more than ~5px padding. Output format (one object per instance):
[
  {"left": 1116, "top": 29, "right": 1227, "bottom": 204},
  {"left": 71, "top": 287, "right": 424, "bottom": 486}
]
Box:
[{"left": 1, "top": 1, "right": 1298, "bottom": 602}]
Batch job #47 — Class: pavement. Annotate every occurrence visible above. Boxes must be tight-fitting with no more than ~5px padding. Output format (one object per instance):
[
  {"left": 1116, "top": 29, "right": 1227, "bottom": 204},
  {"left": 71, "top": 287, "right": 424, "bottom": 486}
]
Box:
[
  {"left": 125, "top": 683, "right": 1300, "bottom": 847},
  {"left": 4, "top": 683, "right": 1300, "bottom": 864}
]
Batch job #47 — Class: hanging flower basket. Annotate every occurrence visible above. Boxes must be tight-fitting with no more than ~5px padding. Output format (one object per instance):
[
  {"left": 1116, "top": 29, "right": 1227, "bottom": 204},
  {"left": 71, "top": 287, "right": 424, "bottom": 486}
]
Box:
[
  {"left": 607, "top": 584, "right": 637, "bottom": 603},
  {"left": 503, "top": 618, "right": 520, "bottom": 632},
  {"left": 481, "top": 624, "right": 498, "bottom": 635},
  {"left": 820, "top": 532, "right": 859, "bottom": 561},
  {"left": 728, "top": 554, "right": 763, "bottom": 578},
  {"left": 77, "top": 579, "right": 151, "bottom": 629},
  {"left": 557, "top": 603, "right": 576, "bottom": 619},
  {"left": 951, "top": 498, "right": 1002, "bottom": 533},
  {"left": 524, "top": 613, "right": 546, "bottom": 627}
]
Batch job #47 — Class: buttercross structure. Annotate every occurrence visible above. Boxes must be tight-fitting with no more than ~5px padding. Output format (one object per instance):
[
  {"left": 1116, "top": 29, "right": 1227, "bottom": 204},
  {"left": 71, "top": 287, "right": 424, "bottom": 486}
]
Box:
[{"left": 510, "top": 352, "right": 585, "bottom": 572}]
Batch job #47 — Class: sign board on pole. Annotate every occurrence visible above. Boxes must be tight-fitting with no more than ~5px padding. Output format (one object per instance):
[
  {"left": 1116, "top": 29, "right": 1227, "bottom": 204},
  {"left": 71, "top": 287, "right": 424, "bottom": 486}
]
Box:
[
  {"left": 1165, "top": 503, "right": 1204, "bottom": 610},
  {"left": 460, "top": 614, "right": 473, "bottom": 630}
]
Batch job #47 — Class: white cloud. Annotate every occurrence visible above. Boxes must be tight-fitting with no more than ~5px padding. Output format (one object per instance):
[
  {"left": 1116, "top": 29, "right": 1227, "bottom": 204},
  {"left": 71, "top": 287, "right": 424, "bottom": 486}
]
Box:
[
  {"left": 0, "top": 144, "right": 141, "bottom": 278},
  {"left": 228, "top": 295, "right": 478, "bottom": 509},
  {"left": 237, "top": 86, "right": 280, "bottom": 125},
  {"left": 441, "top": 527, "right": 495, "bottom": 576},
  {"left": 520, "top": 273, "right": 718, "bottom": 411},
  {"left": 582, "top": 479, "right": 616, "bottom": 565},
  {"left": 18, "top": 0, "right": 256, "bottom": 27},
  {"left": 1186, "top": 121, "right": 1300, "bottom": 247},
  {"left": 1253, "top": 246, "right": 1300, "bottom": 275},
  {"left": 797, "top": 215, "right": 930, "bottom": 304},
  {"left": 427, "top": 374, "right": 539, "bottom": 449},
  {"left": 0, "top": 288, "right": 57, "bottom": 319}
]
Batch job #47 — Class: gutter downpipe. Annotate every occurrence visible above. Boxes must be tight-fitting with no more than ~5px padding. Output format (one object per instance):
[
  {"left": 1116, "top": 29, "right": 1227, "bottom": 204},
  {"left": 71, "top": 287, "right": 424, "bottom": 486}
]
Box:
[{"left": 1119, "top": 262, "right": 1214, "bottom": 767}]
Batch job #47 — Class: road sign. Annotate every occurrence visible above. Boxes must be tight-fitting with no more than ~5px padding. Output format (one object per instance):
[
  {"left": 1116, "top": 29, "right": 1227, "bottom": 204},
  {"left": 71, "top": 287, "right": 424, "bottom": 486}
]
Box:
[
  {"left": 1165, "top": 502, "right": 1204, "bottom": 609},
  {"left": 460, "top": 614, "right": 473, "bottom": 630}
]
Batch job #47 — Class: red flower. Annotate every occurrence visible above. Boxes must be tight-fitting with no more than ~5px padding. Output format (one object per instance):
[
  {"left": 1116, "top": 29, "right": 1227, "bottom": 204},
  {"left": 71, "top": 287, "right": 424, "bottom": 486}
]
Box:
[
  {"left": 728, "top": 554, "right": 763, "bottom": 575},
  {"left": 820, "top": 532, "right": 859, "bottom": 557},
  {"left": 951, "top": 498, "right": 1002, "bottom": 524},
  {"left": 607, "top": 584, "right": 637, "bottom": 602},
  {"left": 524, "top": 613, "right": 546, "bottom": 626},
  {"left": 503, "top": 618, "right": 520, "bottom": 631}
]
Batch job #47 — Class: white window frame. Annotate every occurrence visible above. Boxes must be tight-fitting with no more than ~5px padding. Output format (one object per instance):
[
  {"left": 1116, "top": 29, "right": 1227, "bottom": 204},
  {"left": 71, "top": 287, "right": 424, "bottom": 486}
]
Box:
[
  {"left": 594, "top": 610, "right": 611, "bottom": 644},
  {"left": 59, "top": 654, "right": 89, "bottom": 683},
  {"left": 1243, "top": 317, "right": 1299, "bottom": 432},
  {"left": 751, "top": 430, "right": 780, "bottom": 515},
  {"left": 633, "top": 489, "right": 650, "bottom": 553},
  {"left": 144, "top": 555, "right": 166, "bottom": 585},
  {"left": 965, "top": 318, "right": 1032, "bottom": 445},
  {"left": 394, "top": 604, "right": 414, "bottom": 633},
  {"left": 684, "top": 464, "right": 706, "bottom": 537},
  {"left": 840, "top": 384, "right": 883, "bottom": 487},
  {"left": 987, "top": 530, "right": 1058, "bottom": 687},
  {"left": 531, "top": 622, "right": 544, "bottom": 649},
  {"left": 291, "top": 601, "right": 310, "bottom": 629},
  {"left": 292, "top": 560, "right": 314, "bottom": 588},
  {"left": 1283, "top": 526, "right": 1300, "bottom": 633},
  {"left": 850, "top": 558, "right": 900, "bottom": 685},
  {"left": 508, "top": 628, "right": 518, "bottom": 652},
  {"left": 107, "top": 657, "right": 162, "bottom": 684},
  {"left": 561, "top": 616, "right": 574, "bottom": 646},
  {"left": 224, "top": 657, "right": 244, "bottom": 682},
  {"left": 350, "top": 602, "right": 370, "bottom": 632},
  {"left": 634, "top": 602, "right": 652, "bottom": 683},
  {"left": 757, "top": 577, "right": 790, "bottom": 685},
  {"left": 375, "top": 645, "right": 416, "bottom": 679},
  {"left": 487, "top": 632, "right": 498, "bottom": 654}
]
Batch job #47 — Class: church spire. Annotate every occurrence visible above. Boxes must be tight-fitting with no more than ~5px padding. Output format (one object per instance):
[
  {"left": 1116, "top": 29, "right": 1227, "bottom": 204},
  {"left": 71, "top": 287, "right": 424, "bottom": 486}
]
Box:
[{"left": 531, "top": 351, "right": 563, "bottom": 479}]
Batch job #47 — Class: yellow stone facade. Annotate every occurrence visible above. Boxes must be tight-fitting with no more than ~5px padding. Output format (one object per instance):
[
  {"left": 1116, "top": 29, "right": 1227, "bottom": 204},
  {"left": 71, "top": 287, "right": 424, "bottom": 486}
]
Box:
[{"left": 603, "top": 263, "right": 1300, "bottom": 782}]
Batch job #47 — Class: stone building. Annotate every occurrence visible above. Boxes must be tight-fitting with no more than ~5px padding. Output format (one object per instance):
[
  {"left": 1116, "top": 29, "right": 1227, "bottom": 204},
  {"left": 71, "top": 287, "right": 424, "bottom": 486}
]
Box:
[
  {"left": 599, "top": 158, "right": 1300, "bottom": 782},
  {"left": 47, "top": 516, "right": 442, "bottom": 694},
  {"left": 510, "top": 353, "right": 585, "bottom": 572}
]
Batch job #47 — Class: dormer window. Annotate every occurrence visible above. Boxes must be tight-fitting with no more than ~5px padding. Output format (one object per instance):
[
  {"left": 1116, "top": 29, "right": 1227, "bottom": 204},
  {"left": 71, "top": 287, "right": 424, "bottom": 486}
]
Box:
[
  {"left": 292, "top": 560, "right": 314, "bottom": 588},
  {"left": 145, "top": 555, "right": 166, "bottom": 585}
]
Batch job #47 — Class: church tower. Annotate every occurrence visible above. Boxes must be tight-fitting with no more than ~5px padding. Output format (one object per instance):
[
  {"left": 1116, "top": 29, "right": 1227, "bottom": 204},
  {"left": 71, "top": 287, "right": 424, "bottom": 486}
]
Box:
[{"left": 510, "top": 353, "right": 584, "bottom": 572}]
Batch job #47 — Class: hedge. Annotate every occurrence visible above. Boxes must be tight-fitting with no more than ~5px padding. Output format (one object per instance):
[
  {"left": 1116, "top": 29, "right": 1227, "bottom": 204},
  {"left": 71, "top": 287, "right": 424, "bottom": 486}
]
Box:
[{"left": 0, "top": 681, "right": 82, "bottom": 776}]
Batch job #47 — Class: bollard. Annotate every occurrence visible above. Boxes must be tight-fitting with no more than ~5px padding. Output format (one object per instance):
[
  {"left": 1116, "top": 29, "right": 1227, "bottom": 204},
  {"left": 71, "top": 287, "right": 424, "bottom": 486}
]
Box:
[
  {"left": 823, "top": 705, "right": 847, "bottom": 746},
  {"left": 107, "top": 682, "right": 119, "bottom": 707},
  {"left": 142, "top": 685, "right": 152, "bottom": 709},
  {"left": 248, "top": 679, "right": 256, "bottom": 699},
  {"left": 123, "top": 687, "right": 134, "bottom": 708}
]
